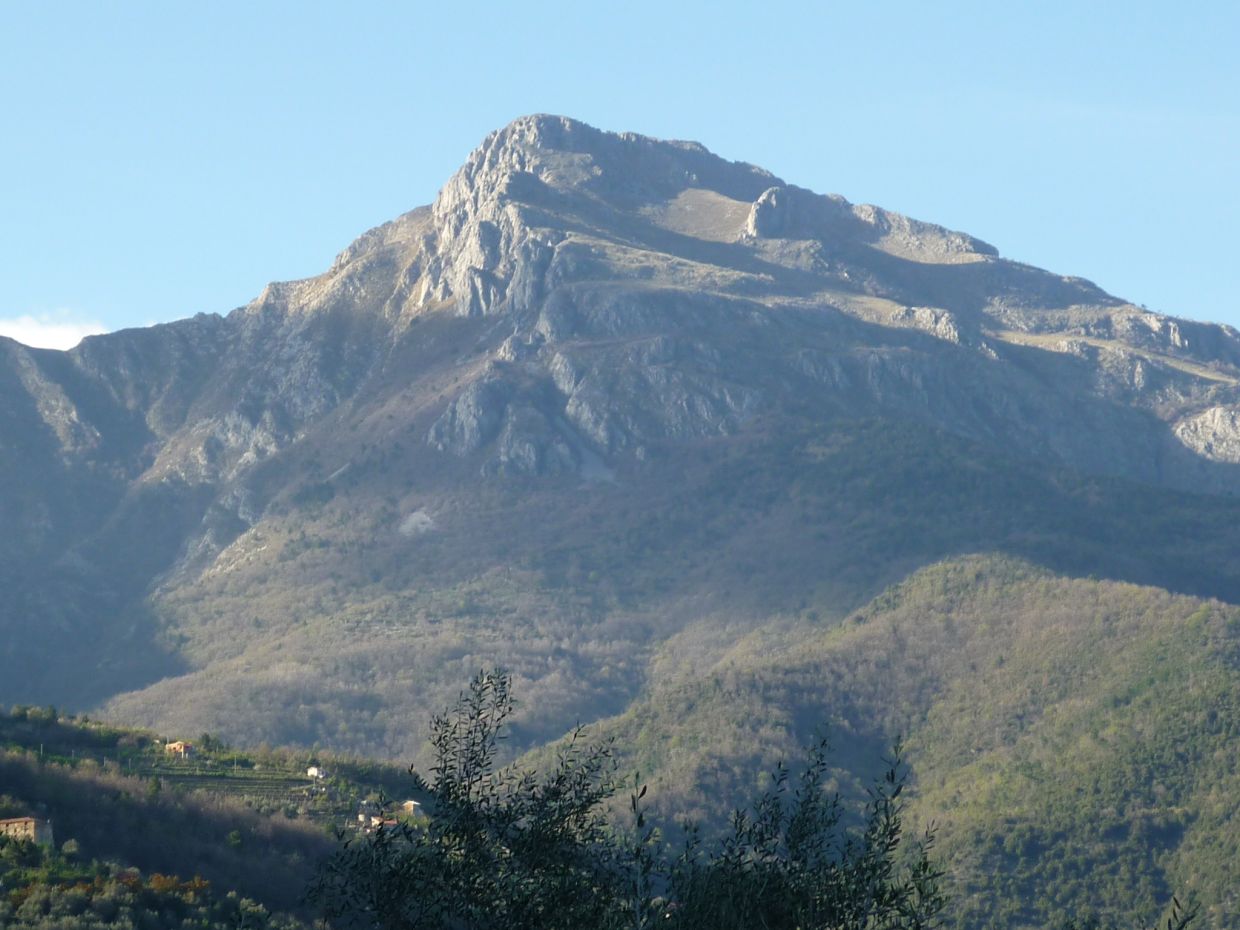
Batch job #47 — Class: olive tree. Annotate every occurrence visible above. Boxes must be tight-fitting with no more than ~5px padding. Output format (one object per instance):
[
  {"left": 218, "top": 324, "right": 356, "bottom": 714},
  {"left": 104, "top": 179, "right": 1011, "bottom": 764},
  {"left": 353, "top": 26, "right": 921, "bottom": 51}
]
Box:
[{"left": 310, "top": 669, "right": 944, "bottom": 930}]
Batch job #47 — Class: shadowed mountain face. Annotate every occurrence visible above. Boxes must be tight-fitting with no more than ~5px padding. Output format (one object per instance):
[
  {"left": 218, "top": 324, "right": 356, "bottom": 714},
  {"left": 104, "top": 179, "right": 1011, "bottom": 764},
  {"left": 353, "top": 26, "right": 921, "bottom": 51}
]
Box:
[{"left": 3, "top": 112, "right": 1240, "bottom": 867}]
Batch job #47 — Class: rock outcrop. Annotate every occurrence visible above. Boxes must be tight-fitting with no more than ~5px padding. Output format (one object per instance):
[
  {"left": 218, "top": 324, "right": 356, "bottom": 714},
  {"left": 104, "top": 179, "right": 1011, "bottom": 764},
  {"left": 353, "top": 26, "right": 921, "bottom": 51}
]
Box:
[{"left": 1175, "top": 405, "right": 1240, "bottom": 463}]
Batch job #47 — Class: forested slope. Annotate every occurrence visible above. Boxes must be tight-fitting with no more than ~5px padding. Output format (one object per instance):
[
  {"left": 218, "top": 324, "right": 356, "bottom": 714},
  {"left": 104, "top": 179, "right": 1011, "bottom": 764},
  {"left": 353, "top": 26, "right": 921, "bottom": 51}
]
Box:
[{"left": 565, "top": 556, "right": 1240, "bottom": 929}]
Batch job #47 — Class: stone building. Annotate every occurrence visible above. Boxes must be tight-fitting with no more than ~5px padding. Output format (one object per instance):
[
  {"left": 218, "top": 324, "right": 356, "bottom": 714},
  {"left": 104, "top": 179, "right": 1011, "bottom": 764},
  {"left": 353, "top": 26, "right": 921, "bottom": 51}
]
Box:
[{"left": 0, "top": 817, "right": 54, "bottom": 846}]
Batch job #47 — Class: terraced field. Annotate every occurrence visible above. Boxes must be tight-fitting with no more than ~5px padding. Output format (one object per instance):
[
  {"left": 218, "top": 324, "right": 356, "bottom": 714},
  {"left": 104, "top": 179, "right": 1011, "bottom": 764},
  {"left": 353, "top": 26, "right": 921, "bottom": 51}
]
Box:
[
  {"left": 0, "top": 710, "right": 398, "bottom": 829},
  {"left": 125, "top": 760, "right": 357, "bottom": 824}
]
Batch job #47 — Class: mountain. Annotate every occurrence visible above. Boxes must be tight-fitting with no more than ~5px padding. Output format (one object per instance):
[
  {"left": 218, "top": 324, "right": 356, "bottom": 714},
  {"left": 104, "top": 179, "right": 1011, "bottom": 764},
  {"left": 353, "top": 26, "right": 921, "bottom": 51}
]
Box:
[{"left": 3, "top": 115, "right": 1240, "bottom": 927}]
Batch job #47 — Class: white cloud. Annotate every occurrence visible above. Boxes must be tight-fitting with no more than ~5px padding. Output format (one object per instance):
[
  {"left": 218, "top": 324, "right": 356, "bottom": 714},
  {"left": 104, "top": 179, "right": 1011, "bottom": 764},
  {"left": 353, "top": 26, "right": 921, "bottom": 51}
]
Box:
[{"left": 0, "top": 313, "right": 108, "bottom": 350}]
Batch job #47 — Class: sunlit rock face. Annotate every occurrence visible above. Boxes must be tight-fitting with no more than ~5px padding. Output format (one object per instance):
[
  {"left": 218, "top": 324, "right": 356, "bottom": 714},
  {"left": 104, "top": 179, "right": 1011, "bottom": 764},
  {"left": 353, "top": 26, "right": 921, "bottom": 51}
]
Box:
[{"left": 1175, "top": 405, "right": 1240, "bottom": 463}]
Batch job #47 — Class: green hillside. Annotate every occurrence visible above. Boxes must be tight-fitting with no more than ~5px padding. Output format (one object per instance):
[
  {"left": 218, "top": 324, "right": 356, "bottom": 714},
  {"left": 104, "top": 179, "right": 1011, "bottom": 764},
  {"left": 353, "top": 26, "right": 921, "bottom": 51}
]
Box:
[
  {"left": 0, "top": 709, "right": 421, "bottom": 923},
  {"left": 5, "top": 560, "right": 1238, "bottom": 928},
  {"left": 561, "top": 556, "right": 1240, "bottom": 929}
]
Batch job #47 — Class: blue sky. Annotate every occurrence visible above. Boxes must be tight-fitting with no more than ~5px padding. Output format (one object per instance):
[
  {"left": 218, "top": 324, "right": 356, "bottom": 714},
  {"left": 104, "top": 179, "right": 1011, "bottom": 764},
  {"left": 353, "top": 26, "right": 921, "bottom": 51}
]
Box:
[{"left": 2, "top": 1, "right": 1237, "bottom": 347}]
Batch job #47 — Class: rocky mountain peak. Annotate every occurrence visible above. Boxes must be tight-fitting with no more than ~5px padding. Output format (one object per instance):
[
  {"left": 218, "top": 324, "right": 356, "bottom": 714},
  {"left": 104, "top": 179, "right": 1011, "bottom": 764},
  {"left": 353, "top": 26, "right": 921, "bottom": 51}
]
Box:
[
  {"left": 420, "top": 115, "right": 789, "bottom": 317},
  {"left": 41, "top": 114, "right": 1238, "bottom": 496},
  {"left": 434, "top": 114, "right": 778, "bottom": 214},
  {"left": 417, "top": 116, "right": 1006, "bottom": 320}
]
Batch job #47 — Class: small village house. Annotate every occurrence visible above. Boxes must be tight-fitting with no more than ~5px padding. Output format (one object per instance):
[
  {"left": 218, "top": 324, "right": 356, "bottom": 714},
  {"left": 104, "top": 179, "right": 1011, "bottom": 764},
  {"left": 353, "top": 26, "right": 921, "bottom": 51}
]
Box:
[
  {"left": 359, "top": 814, "right": 398, "bottom": 833},
  {"left": 0, "top": 817, "right": 54, "bottom": 846},
  {"left": 307, "top": 765, "right": 329, "bottom": 780},
  {"left": 165, "top": 740, "right": 194, "bottom": 759}
]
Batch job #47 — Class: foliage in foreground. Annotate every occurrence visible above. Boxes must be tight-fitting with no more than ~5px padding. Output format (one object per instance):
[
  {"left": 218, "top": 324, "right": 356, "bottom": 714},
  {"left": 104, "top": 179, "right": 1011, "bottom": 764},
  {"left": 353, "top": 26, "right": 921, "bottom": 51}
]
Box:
[
  {"left": 311, "top": 669, "right": 944, "bottom": 930},
  {"left": 0, "top": 833, "right": 306, "bottom": 929}
]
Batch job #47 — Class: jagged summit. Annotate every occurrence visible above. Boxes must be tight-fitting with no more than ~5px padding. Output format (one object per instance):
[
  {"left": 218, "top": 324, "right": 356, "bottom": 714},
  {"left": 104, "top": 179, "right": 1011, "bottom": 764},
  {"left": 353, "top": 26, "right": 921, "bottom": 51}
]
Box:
[
  {"left": 439, "top": 114, "right": 997, "bottom": 258},
  {"left": 316, "top": 114, "right": 1006, "bottom": 323},
  {"left": 436, "top": 114, "right": 780, "bottom": 212},
  {"left": 423, "top": 114, "right": 790, "bottom": 318}
]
